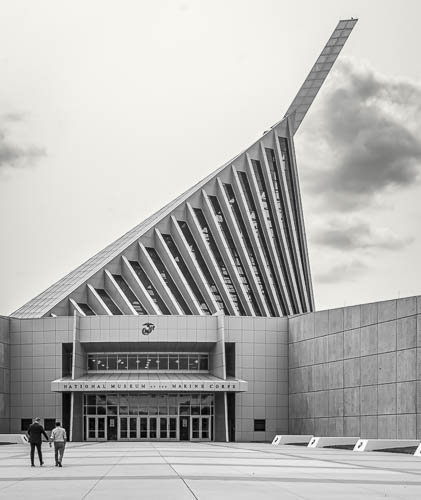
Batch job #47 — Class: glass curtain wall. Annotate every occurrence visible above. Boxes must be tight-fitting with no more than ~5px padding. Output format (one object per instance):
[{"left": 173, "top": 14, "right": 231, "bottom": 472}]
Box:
[
  {"left": 162, "top": 234, "right": 211, "bottom": 315},
  {"left": 193, "top": 208, "right": 245, "bottom": 315},
  {"left": 223, "top": 184, "right": 275, "bottom": 316},
  {"left": 178, "top": 221, "right": 228, "bottom": 314},
  {"left": 208, "top": 195, "right": 261, "bottom": 316},
  {"left": 129, "top": 261, "right": 171, "bottom": 314},
  {"left": 87, "top": 352, "right": 209, "bottom": 371},
  {"left": 237, "top": 171, "right": 287, "bottom": 315},
  {"left": 250, "top": 159, "right": 298, "bottom": 314}
]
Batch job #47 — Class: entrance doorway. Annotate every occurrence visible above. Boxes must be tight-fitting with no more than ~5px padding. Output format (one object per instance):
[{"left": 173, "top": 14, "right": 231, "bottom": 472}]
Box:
[
  {"left": 107, "top": 416, "right": 118, "bottom": 440},
  {"left": 191, "top": 416, "right": 211, "bottom": 441},
  {"left": 86, "top": 416, "right": 106, "bottom": 440},
  {"left": 119, "top": 417, "right": 137, "bottom": 439},
  {"left": 179, "top": 416, "right": 189, "bottom": 440},
  {"left": 83, "top": 393, "right": 215, "bottom": 441},
  {"left": 158, "top": 416, "right": 177, "bottom": 439},
  {"left": 118, "top": 416, "right": 178, "bottom": 440}
]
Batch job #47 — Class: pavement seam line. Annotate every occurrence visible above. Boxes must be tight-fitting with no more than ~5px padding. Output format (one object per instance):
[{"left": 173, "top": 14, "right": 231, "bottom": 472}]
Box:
[
  {"left": 81, "top": 452, "right": 124, "bottom": 499},
  {"left": 154, "top": 443, "right": 199, "bottom": 500},
  {"left": 0, "top": 444, "right": 65, "bottom": 494}
]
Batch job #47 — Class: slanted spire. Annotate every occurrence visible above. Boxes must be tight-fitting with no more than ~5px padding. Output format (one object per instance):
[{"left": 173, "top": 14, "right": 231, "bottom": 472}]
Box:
[
  {"left": 12, "top": 19, "right": 358, "bottom": 319},
  {"left": 283, "top": 18, "right": 358, "bottom": 134}
]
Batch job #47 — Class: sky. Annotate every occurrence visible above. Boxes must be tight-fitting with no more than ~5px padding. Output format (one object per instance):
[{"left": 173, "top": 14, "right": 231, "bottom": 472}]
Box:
[{"left": 1, "top": 0, "right": 421, "bottom": 315}]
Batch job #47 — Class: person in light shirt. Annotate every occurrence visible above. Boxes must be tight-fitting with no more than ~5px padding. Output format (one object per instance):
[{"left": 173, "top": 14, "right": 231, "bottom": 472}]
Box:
[{"left": 49, "top": 422, "right": 67, "bottom": 467}]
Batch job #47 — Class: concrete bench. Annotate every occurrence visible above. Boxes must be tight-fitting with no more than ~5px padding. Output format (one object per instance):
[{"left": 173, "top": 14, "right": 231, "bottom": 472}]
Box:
[
  {"left": 0, "top": 434, "right": 29, "bottom": 445},
  {"left": 272, "top": 435, "right": 313, "bottom": 446},
  {"left": 354, "top": 439, "right": 420, "bottom": 452},
  {"left": 308, "top": 436, "right": 360, "bottom": 448}
]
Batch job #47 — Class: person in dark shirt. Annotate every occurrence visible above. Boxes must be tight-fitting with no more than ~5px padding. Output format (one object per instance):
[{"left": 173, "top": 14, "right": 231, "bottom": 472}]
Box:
[{"left": 27, "top": 418, "right": 49, "bottom": 467}]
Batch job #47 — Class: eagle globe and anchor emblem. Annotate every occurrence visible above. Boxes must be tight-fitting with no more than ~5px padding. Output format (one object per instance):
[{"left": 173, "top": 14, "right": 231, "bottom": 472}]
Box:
[{"left": 141, "top": 322, "right": 155, "bottom": 336}]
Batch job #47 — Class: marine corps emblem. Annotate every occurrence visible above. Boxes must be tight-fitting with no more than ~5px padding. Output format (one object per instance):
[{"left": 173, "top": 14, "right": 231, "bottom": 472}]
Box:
[{"left": 141, "top": 322, "right": 155, "bottom": 335}]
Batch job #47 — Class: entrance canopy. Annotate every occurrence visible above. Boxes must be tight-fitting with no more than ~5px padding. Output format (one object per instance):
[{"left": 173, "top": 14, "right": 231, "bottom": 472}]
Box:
[{"left": 51, "top": 373, "right": 248, "bottom": 393}]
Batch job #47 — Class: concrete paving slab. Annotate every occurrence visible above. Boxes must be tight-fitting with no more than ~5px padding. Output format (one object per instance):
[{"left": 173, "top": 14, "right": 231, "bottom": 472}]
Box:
[
  {"left": 0, "top": 442, "right": 421, "bottom": 499},
  {"left": 86, "top": 479, "right": 195, "bottom": 500},
  {"left": 185, "top": 480, "right": 304, "bottom": 500}
]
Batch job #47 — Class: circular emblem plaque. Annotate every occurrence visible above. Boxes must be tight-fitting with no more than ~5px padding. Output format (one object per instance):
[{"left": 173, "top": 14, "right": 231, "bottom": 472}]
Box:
[{"left": 141, "top": 322, "right": 155, "bottom": 335}]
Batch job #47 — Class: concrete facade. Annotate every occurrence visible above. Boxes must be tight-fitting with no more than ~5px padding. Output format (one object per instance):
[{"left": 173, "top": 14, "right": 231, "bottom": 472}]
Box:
[
  {"left": 4, "top": 314, "right": 288, "bottom": 442},
  {"left": 2, "top": 296, "right": 421, "bottom": 441},
  {"left": 0, "top": 316, "right": 10, "bottom": 433},
  {"left": 288, "top": 296, "right": 421, "bottom": 439}
]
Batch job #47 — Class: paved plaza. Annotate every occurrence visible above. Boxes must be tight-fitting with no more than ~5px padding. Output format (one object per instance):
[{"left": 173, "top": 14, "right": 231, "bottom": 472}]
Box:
[{"left": 0, "top": 442, "right": 421, "bottom": 499}]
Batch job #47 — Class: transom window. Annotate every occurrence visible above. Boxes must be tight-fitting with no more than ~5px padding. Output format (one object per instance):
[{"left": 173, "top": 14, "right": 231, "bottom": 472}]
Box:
[
  {"left": 87, "top": 352, "right": 209, "bottom": 372},
  {"left": 83, "top": 393, "right": 214, "bottom": 416}
]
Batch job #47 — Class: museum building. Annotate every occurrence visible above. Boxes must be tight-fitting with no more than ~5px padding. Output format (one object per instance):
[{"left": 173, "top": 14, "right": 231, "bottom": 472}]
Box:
[{"left": 3, "top": 19, "right": 420, "bottom": 443}]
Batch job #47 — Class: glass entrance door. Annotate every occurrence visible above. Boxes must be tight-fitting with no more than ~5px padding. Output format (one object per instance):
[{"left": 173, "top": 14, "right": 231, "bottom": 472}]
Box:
[
  {"left": 119, "top": 417, "right": 138, "bottom": 439},
  {"left": 190, "top": 416, "right": 211, "bottom": 441},
  {"left": 180, "top": 416, "right": 189, "bottom": 440},
  {"left": 86, "top": 416, "right": 106, "bottom": 441},
  {"left": 138, "top": 416, "right": 178, "bottom": 440},
  {"left": 201, "top": 416, "right": 210, "bottom": 440},
  {"left": 107, "top": 416, "right": 118, "bottom": 440},
  {"left": 138, "top": 416, "right": 158, "bottom": 439},
  {"left": 83, "top": 393, "right": 215, "bottom": 441},
  {"left": 159, "top": 417, "right": 177, "bottom": 439}
]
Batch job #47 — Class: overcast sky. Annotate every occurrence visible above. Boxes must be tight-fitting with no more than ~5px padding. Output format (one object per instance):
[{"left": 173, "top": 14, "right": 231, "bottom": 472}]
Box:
[{"left": 1, "top": 0, "right": 421, "bottom": 315}]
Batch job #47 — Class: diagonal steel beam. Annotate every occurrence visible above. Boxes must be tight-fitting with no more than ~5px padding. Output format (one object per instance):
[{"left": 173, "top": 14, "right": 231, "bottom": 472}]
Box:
[{"left": 284, "top": 18, "right": 358, "bottom": 134}]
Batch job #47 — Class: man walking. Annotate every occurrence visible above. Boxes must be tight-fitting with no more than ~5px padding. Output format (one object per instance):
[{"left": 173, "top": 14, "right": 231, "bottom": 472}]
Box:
[
  {"left": 50, "top": 421, "right": 67, "bottom": 467},
  {"left": 27, "top": 418, "right": 49, "bottom": 467}
]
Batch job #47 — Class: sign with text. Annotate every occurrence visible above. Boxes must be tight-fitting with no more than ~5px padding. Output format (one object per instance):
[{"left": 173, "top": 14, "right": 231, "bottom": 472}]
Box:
[{"left": 51, "top": 379, "right": 247, "bottom": 393}]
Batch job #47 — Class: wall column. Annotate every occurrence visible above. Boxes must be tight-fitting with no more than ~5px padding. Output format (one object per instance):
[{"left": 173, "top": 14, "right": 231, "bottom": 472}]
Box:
[
  {"left": 0, "top": 316, "right": 10, "bottom": 433},
  {"left": 70, "top": 312, "right": 84, "bottom": 441},
  {"left": 212, "top": 312, "right": 229, "bottom": 442}
]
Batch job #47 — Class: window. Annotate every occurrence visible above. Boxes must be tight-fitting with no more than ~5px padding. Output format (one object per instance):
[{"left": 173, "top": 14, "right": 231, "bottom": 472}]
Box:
[
  {"left": 44, "top": 419, "right": 56, "bottom": 431},
  {"left": 84, "top": 393, "right": 214, "bottom": 418},
  {"left": 254, "top": 419, "right": 266, "bottom": 432},
  {"left": 278, "top": 136, "right": 311, "bottom": 303},
  {"left": 223, "top": 183, "right": 275, "bottom": 316},
  {"left": 87, "top": 352, "right": 209, "bottom": 372},
  {"left": 21, "top": 418, "right": 32, "bottom": 432},
  {"left": 129, "top": 261, "right": 170, "bottom": 314},
  {"left": 163, "top": 234, "right": 211, "bottom": 315},
  {"left": 251, "top": 158, "right": 297, "bottom": 314},
  {"left": 193, "top": 208, "right": 245, "bottom": 315},
  {"left": 77, "top": 303, "right": 95, "bottom": 316},
  {"left": 209, "top": 196, "right": 261, "bottom": 316},
  {"left": 178, "top": 221, "right": 228, "bottom": 314},
  {"left": 112, "top": 274, "right": 147, "bottom": 314},
  {"left": 266, "top": 146, "right": 306, "bottom": 310},
  {"left": 146, "top": 248, "right": 192, "bottom": 315},
  {"left": 199, "top": 354, "right": 208, "bottom": 371},
  {"left": 238, "top": 171, "right": 286, "bottom": 315},
  {"left": 95, "top": 289, "right": 122, "bottom": 315}
]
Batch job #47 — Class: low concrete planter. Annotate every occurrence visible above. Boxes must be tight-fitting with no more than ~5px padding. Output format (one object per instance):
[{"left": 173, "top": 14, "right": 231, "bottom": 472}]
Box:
[
  {"left": 308, "top": 436, "right": 360, "bottom": 448},
  {"left": 354, "top": 439, "right": 420, "bottom": 452},
  {"left": 0, "top": 434, "right": 28, "bottom": 445},
  {"left": 272, "top": 434, "right": 313, "bottom": 445}
]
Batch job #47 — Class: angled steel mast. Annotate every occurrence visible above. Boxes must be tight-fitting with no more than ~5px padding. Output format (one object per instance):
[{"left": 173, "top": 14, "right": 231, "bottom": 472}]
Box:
[{"left": 284, "top": 18, "right": 358, "bottom": 134}]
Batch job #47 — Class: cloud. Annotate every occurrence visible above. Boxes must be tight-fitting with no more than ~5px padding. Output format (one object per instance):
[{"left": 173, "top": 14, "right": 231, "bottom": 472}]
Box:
[
  {"left": 2, "top": 112, "right": 25, "bottom": 123},
  {"left": 300, "top": 58, "right": 421, "bottom": 211},
  {"left": 0, "top": 114, "right": 45, "bottom": 170},
  {"left": 315, "top": 259, "right": 368, "bottom": 284},
  {"left": 311, "top": 218, "right": 414, "bottom": 251}
]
